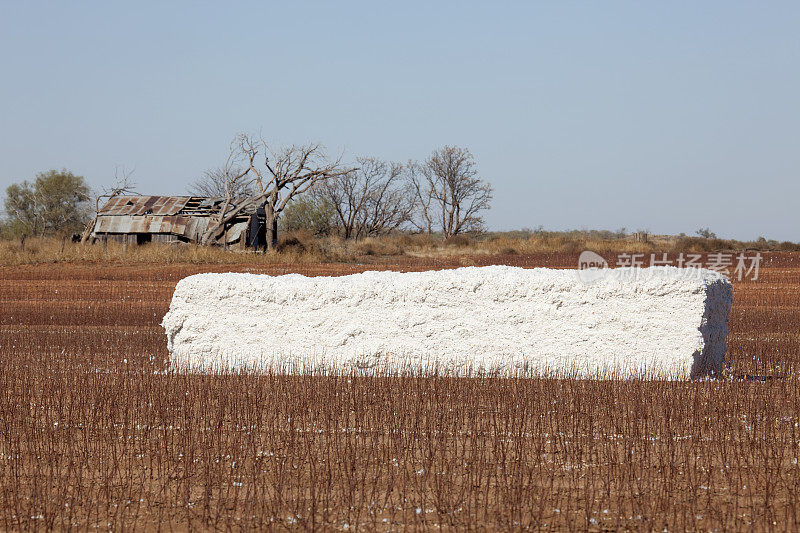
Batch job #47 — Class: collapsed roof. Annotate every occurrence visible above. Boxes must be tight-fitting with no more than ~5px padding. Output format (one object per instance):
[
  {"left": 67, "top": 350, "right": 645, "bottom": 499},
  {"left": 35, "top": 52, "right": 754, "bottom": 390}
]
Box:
[{"left": 91, "top": 195, "right": 255, "bottom": 244}]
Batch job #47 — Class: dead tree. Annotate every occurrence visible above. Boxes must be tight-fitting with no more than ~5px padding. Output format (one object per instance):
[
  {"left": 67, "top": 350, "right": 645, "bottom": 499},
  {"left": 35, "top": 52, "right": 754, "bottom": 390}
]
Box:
[
  {"left": 201, "top": 134, "right": 352, "bottom": 249},
  {"left": 197, "top": 143, "right": 251, "bottom": 245},
  {"left": 320, "top": 158, "right": 411, "bottom": 239},
  {"left": 360, "top": 162, "right": 413, "bottom": 237},
  {"left": 407, "top": 161, "right": 433, "bottom": 234},
  {"left": 81, "top": 167, "right": 137, "bottom": 244},
  {"left": 189, "top": 166, "right": 253, "bottom": 199},
  {"left": 410, "top": 146, "right": 493, "bottom": 237}
]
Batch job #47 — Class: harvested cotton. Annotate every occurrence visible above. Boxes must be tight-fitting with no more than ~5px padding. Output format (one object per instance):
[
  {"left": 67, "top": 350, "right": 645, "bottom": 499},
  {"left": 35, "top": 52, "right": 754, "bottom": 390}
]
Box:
[{"left": 161, "top": 266, "right": 732, "bottom": 379}]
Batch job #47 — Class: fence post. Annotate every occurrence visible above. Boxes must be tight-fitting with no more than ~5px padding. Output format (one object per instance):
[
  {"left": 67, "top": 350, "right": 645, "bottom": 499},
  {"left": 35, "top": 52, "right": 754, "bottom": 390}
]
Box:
[
  {"left": 20, "top": 234, "right": 26, "bottom": 252},
  {"left": 61, "top": 236, "right": 67, "bottom": 254}
]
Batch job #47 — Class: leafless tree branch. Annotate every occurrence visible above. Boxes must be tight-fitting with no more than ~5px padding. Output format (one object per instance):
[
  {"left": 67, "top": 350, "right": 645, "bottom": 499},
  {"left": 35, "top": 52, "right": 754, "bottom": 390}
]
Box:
[
  {"left": 320, "top": 158, "right": 412, "bottom": 239},
  {"left": 81, "top": 166, "right": 138, "bottom": 243},
  {"left": 410, "top": 146, "right": 492, "bottom": 237},
  {"left": 201, "top": 134, "right": 354, "bottom": 249}
]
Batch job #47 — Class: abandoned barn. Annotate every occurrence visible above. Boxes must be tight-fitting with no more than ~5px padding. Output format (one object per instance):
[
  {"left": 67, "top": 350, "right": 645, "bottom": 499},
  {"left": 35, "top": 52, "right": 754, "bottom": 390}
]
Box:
[{"left": 90, "top": 195, "right": 266, "bottom": 247}]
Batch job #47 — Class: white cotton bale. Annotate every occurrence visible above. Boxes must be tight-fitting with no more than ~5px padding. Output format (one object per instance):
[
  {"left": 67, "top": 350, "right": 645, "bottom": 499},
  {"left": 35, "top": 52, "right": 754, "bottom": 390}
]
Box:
[{"left": 161, "top": 266, "right": 732, "bottom": 379}]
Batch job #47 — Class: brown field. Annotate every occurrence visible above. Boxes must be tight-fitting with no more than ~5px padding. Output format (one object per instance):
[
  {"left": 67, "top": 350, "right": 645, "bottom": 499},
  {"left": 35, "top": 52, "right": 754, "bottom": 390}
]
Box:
[{"left": 1, "top": 252, "right": 800, "bottom": 530}]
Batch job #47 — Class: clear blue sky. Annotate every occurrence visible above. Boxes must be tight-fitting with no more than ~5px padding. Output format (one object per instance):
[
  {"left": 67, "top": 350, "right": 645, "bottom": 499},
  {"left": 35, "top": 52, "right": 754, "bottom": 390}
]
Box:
[{"left": 1, "top": 1, "right": 798, "bottom": 240}]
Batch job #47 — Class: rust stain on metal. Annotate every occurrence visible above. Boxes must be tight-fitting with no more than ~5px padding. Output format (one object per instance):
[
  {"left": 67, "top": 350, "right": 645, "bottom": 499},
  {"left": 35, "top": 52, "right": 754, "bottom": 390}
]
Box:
[
  {"left": 94, "top": 215, "right": 205, "bottom": 234},
  {"left": 99, "top": 196, "right": 192, "bottom": 216},
  {"left": 92, "top": 195, "right": 252, "bottom": 244}
]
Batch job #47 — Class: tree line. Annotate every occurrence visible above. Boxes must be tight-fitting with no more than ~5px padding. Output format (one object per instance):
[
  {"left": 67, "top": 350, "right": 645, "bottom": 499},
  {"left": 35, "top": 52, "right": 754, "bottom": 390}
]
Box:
[
  {"left": 191, "top": 134, "right": 493, "bottom": 248},
  {"left": 2, "top": 136, "right": 493, "bottom": 247}
]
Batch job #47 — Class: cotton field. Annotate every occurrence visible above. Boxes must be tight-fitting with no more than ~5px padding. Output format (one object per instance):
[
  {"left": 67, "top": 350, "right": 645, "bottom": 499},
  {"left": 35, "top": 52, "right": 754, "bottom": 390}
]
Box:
[{"left": 1, "top": 254, "right": 800, "bottom": 530}]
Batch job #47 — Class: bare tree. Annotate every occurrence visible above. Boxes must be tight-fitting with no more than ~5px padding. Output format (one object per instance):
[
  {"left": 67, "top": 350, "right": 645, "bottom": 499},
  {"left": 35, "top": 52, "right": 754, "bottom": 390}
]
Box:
[
  {"left": 360, "top": 161, "right": 414, "bottom": 238},
  {"left": 407, "top": 161, "right": 433, "bottom": 234},
  {"left": 320, "top": 157, "right": 412, "bottom": 239},
  {"left": 410, "top": 146, "right": 492, "bottom": 237},
  {"left": 81, "top": 166, "right": 137, "bottom": 243},
  {"left": 201, "top": 134, "right": 353, "bottom": 249},
  {"left": 194, "top": 143, "right": 251, "bottom": 245},
  {"left": 189, "top": 166, "right": 253, "bottom": 199}
]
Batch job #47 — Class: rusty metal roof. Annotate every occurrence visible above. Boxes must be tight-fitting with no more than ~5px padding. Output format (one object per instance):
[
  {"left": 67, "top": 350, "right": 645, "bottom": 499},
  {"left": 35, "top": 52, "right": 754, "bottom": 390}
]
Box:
[
  {"left": 93, "top": 195, "right": 255, "bottom": 243},
  {"left": 93, "top": 214, "right": 202, "bottom": 236},
  {"left": 92, "top": 214, "right": 247, "bottom": 243},
  {"left": 98, "top": 196, "right": 193, "bottom": 216}
]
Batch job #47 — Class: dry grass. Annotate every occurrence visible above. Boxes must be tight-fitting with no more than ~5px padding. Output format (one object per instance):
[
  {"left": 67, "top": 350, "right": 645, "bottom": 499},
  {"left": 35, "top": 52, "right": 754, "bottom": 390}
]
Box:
[
  {"left": 1, "top": 256, "right": 800, "bottom": 529},
  {"left": 0, "top": 237, "right": 318, "bottom": 266},
  {"left": 3, "top": 232, "right": 796, "bottom": 267}
]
